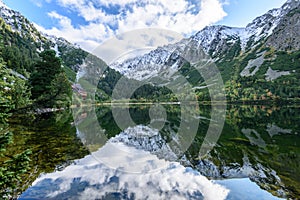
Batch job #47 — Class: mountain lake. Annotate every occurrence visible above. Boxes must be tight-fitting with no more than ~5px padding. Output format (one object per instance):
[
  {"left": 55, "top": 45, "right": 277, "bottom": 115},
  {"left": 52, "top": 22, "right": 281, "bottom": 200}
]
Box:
[{"left": 5, "top": 104, "right": 299, "bottom": 199}]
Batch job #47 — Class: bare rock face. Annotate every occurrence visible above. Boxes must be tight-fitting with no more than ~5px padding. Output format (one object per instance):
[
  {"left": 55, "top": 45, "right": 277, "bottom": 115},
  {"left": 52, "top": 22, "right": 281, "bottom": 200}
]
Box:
[{"left": 266, "top": 0, "right": 300, "bottom": 51}]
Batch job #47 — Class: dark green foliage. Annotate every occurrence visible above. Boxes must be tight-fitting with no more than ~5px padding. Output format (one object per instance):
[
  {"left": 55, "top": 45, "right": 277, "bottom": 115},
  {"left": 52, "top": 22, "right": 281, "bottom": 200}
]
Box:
[
  {"left": 0, "top": 58, "right": 31, "bottom": 199},
  {"left": 96, "top": 67, "right": 178, "bottom": 102},
  {"left": 1, "top": 110, "right": 89, "bottom": 198},
  {"left": 0, "top": 52, "right": 31, "bottom": 120},
  {"left": 216, "top": 59, "right": 235, "bottom": 82},
  {"left": 131, "top": 84, "right": 175, "bottom": 102},
  {"left": 2, "top": 46, "right": 33, "bottom": 74},
  {"left": 57, "top": 43, "right": 88, "bottom": 72},
  {"left": 95, "top": 106, "right": 122, "bottom": 137},
  {"left": 179, "top": 62, "right": 204, "bottom": 86},
  {"left": 97, "top": 67, "right": 123, "bottom": 97},
  {"left": 29, "top": 50, "right": 61, "bottom": 99},
  {"left": 220, "top": 43, "right": 300, "bottom": 102},
  {"left": 223, "top": 39, "right": 242, "bottom": 61},
  {"left": 63, "top": 66, "right": 77, "bottom": 82},
  {"left": 29, "top": 50, "right": 72, "bottom": 107},
  {"left": 0, "top": 141, "right": 31, "bottom": 199},
  {"left": 49, "top": 72, "right": 72, "bottom": 107},
  {"left": 0, "top": 65, "right": 15, "bottom": 123},
  {"left": 270, "top": 51, "right": 300, "bottom": 71},
  {"left": 0, "top": 18, "right": 41, "bottom": 75}
]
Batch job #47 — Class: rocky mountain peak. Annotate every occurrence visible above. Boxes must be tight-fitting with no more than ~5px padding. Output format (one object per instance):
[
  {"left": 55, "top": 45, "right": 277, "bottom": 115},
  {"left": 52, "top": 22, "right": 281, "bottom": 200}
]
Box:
[
  {"left": 0, "top": 0, "right": 6, "bottom": 8},
  {"left": 0, "top": 3, "right": 43, "bottom": 43},
  {"left": 266, "top": 0, "right": 300, "bottom": 50},
  {"left": 243, "top": 1, "right": 296, "bottom": 43},
  {"left": 283, "top": 0, "right": 300, "bottom": 10},
  {"left": 0, "top": 4, "right": 82, "bottom": 57},
  {"left": 109, "top": 0, "right": 299, "bottom": 81},
  {"left": 192, "top": 25, "right": 244, "bottom": 56}
]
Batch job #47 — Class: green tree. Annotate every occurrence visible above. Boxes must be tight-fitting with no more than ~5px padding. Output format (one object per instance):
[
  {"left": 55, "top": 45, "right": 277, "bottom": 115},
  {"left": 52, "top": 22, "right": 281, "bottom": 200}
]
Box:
[
  {"left": 29, "top": 50, "right": 71, "bottom": 107},
  {"left": 48, "top": 72, "right": 72, "bottom": 107},
  {"left": 0, "top": 65, "right": 31, "bottom": 113},
  {"left": 0, "top": 65, "right": 14, "bottom": 123},
  {"left": 10, "top": 77, "right": 31, "bottom": 110},
  {"left": 0, "top": 57, "right": 31, "bottom": 200}
]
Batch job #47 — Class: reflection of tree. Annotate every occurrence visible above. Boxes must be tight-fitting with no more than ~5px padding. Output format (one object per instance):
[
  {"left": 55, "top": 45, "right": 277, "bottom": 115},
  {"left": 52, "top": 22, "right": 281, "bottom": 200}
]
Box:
[
  {"left": 0, "top": 130, "right": 31, "bottom": 199},
  {"left": 190, "top": 105, "right": 300, "bottom": 198},
  {"left": 83, "top": 104, "right": 300, "bottom": 198},
  {"left": 1, "top": 110, "right": 88, "bottom": 198},
  {"left": 95, "top": 104, "right": 187, "bottom": 140}
]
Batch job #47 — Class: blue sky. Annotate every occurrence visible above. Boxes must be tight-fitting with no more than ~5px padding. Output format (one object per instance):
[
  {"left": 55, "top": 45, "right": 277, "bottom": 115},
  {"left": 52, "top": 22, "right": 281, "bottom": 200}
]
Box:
[{"left": 2, "top": 0, "right": 287, "bottom": 51}]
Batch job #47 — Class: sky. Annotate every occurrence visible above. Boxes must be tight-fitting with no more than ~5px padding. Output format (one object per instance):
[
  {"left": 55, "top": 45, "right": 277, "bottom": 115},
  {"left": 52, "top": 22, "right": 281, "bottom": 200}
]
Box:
[{"left": 2, "top": 0, "right": 287, "bottom": 52}]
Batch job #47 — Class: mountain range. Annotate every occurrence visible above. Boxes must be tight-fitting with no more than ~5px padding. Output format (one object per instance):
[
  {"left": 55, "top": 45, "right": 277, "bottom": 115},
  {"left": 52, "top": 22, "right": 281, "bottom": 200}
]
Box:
[
  {"left": 108, "top": 0, "right": 300, "bottom": 102},
  {"left": 0, "top": 0, "right": 299, "bottom": 102}
]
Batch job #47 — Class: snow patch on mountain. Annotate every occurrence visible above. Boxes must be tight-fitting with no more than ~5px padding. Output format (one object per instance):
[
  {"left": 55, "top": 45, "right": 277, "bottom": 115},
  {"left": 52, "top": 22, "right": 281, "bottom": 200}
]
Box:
[
  {"left": 0, "top": 0, "right": 8, "bottom": 8},
  {"left": 245, "top": 8, "right": 282, "bottom": 42},
  {"left": 193, "top": 26, "right": 245, "bottom": 52},
  {"left": 265, "top": 67, "right": 291, "bottom": 81},
  {"left": 110, "top": 46, "right": 177, "bottom": 81},
  {"left": 240, "top": 51, "right": 266, "bottom": 77},
  {"left": 109, "top": 0, "right": 299, "bottom": 82}
]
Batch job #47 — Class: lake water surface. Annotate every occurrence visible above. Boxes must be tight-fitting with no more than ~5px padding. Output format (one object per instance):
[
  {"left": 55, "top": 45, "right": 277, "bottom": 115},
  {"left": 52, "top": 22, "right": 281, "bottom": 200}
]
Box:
[{"left": 9, "top": 104, "right": 300, "bottom": 199}]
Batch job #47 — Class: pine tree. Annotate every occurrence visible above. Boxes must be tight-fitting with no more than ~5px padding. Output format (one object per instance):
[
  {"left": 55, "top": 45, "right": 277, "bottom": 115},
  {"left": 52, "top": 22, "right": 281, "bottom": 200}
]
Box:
[
  {"left": 0, "top": 47, "right": 31, "bottom": 200},
  {"left": 29, "top": 50, "right": 71, "bottom": 108}
]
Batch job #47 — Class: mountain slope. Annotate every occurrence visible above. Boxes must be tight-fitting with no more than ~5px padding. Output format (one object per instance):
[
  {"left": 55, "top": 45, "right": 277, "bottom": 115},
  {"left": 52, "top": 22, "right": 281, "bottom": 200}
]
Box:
[
  {"left": 0, "top": 2, "right": 89, "bottom": 81},
  {"left": 1, "top": 0, "right": 299, "bottom": 103},
  {"left": 109, "top": 0, "right": 300, "bottom": 102}
]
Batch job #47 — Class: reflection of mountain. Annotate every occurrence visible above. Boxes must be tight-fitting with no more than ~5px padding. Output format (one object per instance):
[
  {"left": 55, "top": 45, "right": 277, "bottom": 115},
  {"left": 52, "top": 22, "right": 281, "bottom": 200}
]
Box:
[
  {"left": 74, "top": 104, "right": 299, "bottom": 199},
  {"left": 110, "top": 125, "right": 178, "bottom": 161},
  {"left": 187, "top": 105, "right": 300, "bottom": 198},
  {"left": 20, "top": 140, "right": 229, "bottom": 200}
]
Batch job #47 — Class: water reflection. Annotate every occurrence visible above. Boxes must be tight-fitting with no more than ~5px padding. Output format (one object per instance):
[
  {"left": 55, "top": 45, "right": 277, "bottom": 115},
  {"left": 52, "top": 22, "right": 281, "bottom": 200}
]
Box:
[
  {"left": 20, "top": 127, "right": 229, "bottom": 200},
  {"left": 19, "top": 105, "right": 300, "bottom": 199},
  {"left": 193, "top": 105, "right": 300, "bottom": 198},
  {"left": 6, "top": 110, "right": 88, "bottom": 197},
  {"left": 216, "top": 178, "right": 283, "bottom": 200}
]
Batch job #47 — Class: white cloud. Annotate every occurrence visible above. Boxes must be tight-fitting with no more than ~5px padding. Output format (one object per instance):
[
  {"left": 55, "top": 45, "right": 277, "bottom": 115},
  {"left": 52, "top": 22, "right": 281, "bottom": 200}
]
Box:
[
  {"left": 30, "top": 0, "right": 43, "bottom": 7},
  {"left": 35, "top": 12, "right": 114, "bottom": 51},
  {"left": 31, "top": 0, "right": 53, "bottom": 7},
  {"left": 37, "top": 0, "right": 227, "bottom": 52}
]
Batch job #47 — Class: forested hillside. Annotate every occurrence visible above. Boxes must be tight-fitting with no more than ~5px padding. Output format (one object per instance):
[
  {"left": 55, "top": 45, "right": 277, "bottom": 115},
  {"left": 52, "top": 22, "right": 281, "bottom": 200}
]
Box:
[
  {"left": 105, "top": 0, "right": 300, "bottom": 103},
  {"left": 0, "top": 5, "right": 89, "bottom": 198}
]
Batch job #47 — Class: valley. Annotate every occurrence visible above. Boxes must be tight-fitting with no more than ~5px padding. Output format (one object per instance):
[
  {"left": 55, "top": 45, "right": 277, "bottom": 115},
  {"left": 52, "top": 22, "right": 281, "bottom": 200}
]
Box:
[{"left": 0, "top": 0, "right": 299, "bottom": 199}]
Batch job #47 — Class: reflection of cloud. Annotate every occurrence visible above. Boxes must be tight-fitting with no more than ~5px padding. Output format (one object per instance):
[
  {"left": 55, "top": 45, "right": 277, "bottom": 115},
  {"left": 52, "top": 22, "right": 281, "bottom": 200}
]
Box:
[
  {"left": 216, "top": 178, "right": 284, "bottom": 200},
  {"left": 35, "top": 0, "right": 227, "bottom": 52},
  {"left": 21, "top": 141, "right": 229, "bottom": 200}
]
